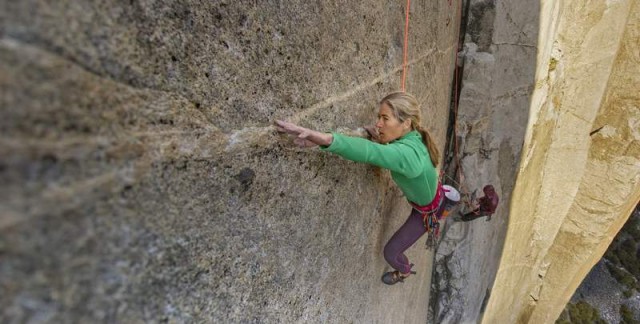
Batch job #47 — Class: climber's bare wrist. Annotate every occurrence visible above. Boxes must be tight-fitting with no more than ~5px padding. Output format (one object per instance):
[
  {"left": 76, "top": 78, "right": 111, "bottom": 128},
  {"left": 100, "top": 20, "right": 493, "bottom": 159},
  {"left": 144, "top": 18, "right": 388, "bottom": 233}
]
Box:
[{"left": 319, "top": 132, "right": 333, "bottom": 146}]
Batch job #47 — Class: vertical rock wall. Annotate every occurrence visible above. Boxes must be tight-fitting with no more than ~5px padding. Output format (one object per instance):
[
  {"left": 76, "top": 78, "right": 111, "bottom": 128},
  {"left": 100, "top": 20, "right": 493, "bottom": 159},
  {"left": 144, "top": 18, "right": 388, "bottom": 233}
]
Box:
[
  {"left": 483, "top": 0, "right": 640, "bottom": 323},
  {"left": 0, "top": 1, "right": 459, "bottom": 323},
  {"left": 431, "top": 0, "right": 538, "bottom": 322}
]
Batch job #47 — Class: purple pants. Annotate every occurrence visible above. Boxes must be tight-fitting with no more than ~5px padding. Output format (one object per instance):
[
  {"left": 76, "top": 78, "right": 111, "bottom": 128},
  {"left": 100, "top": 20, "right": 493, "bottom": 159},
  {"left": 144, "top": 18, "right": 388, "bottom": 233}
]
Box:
[{"left": 383, "top": 208, "right": 427, "bottom": 274}]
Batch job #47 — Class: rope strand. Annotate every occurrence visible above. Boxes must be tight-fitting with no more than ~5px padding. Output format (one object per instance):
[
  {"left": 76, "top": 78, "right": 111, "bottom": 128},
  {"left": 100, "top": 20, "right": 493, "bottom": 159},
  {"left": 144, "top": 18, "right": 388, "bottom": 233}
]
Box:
[{"left": 401, "top": 0, "right": 411, "bottom": 92}]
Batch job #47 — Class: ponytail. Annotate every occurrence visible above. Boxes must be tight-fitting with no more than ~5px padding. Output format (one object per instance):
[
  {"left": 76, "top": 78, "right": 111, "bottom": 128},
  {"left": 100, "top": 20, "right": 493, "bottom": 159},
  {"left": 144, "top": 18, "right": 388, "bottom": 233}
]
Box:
[{"left": 416, "top": 125, "right": 439, "bottom": 167}]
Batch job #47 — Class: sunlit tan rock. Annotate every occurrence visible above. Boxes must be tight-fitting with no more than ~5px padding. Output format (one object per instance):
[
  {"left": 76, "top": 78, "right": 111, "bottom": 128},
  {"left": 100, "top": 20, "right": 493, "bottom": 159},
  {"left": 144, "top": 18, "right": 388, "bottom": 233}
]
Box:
[{"left": 483, "top": 1, "right": 640, "bottom": 323}]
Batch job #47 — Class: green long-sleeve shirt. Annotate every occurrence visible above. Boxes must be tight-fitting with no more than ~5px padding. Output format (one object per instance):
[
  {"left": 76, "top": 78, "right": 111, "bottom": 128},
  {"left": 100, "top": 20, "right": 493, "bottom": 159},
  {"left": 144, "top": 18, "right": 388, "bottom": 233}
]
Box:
[{"left": 321, "top": 130, "right": 438, "bottom": 206}]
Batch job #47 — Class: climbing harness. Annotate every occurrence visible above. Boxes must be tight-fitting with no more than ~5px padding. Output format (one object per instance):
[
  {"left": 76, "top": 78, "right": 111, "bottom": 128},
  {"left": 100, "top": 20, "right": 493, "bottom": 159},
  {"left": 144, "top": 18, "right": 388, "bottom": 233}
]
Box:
[
  {"left": 410, "top": 183, "right": 444, "bottom": 233},
  {"left": 410, "top": 182, "right": 460, "bottom": 249}
]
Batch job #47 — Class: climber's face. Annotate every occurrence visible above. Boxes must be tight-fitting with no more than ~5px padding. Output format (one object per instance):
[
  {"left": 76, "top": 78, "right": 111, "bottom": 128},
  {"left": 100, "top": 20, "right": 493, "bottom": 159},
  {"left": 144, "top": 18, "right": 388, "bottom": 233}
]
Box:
[{"left": 375, "top": 103, "right": 411, "bottom": 144}]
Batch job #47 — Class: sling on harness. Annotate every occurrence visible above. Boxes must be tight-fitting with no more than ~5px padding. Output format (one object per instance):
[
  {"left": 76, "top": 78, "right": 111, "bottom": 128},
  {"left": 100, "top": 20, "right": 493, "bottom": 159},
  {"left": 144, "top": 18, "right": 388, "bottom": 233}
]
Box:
[{"left": 410, "top": 183, "right": 443, "bottom": 238}]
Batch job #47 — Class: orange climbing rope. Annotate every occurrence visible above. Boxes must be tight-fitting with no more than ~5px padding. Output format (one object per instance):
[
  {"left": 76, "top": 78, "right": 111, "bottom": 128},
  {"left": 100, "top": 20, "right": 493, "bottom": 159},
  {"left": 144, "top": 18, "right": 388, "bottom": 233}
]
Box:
[
  {"left": 400, "top": 0, "right": 473, "bottom": 208},
  {"left": 401, "top": 0, "right": 411, "bottom": 92}
]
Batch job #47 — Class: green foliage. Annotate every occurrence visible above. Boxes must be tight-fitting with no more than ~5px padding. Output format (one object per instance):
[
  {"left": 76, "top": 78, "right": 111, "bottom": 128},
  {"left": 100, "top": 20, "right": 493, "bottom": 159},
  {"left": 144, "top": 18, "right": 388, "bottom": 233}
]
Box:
[
  {"left": 605, "top": 249, "right": 621, "bottom": 265},
  {"left": 549, "top": 57, "right": 558, "bottom": 72},
  {"left": 622, "top": 216, "right": 640, "bottom": 240},
  {"left": 623, "top": 289, "right": 634, "bottom": 298},
  {"left": 619, "top": 239, "right": 640, "bottom": 278},
  {"left": 607, "top": 263, "right": 636, "bottom": 290},
  {"left": 556, "top": 309, "right": 571, "bottom": 324},
  {"left": 620, "top": 304, "right": 638, "bottom": 324},
  {"left": 556, "top": 301, "right": 607, "bottom": 324},
  {"left": 604, "top": 210, "right": 640, "bottom": 289}
]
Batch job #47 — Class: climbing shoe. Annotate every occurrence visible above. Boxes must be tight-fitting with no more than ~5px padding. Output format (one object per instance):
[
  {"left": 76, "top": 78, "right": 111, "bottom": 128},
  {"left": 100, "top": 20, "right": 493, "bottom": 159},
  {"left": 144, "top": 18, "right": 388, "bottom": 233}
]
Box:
[{"left": 381, "top": 264, "right": 416, "bottom": 285}]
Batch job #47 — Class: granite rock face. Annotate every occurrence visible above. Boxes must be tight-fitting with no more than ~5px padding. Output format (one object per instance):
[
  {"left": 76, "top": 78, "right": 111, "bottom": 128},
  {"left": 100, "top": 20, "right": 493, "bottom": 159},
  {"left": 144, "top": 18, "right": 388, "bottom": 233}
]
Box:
[
  {"left": 0, "top": 1, "right": 459, "bottom": 323},
  {"left": 431, "top": 0, "right": 538, "bottom": 322},
  {"left": 483, "top": 0, "right": 640, "bottom": 323},
  {"left": 433, "top": 0, "right": 640, "bottom": 323}
]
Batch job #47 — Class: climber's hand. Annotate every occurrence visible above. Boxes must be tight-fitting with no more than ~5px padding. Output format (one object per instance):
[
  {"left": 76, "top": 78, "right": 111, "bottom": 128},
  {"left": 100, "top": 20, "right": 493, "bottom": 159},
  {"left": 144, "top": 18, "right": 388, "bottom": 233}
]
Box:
[
  {"left": 275, "top": 120, "right": 333, "bottom": 148},
  {"left": 276, "top": 120, "right": 316, "bottom": 148},
  {"left": 292, "top": 128, "right": 318, "bottom": 148},
  {"left": 275, "top": 120, "right": 305, "bottom": 136},
  {"left": 364, "top": 125, "right": 380, "bottom": 142}
]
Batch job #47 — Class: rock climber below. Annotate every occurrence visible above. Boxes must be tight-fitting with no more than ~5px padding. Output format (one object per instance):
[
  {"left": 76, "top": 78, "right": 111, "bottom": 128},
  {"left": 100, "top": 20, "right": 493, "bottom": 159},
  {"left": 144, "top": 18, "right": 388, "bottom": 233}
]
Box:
[
  {"left": 275, "top": 92, "right": 448, "bottom": 285},
  {"left": 459, "top": 185, "right": 499, "bottom": 222}
]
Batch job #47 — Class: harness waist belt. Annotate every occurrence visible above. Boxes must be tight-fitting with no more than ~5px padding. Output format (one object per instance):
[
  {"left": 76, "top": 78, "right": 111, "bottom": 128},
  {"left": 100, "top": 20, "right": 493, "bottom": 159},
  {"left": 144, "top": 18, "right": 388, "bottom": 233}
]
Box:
[{"left": 409, "top": 182, "right": 444, "bottom": 215}]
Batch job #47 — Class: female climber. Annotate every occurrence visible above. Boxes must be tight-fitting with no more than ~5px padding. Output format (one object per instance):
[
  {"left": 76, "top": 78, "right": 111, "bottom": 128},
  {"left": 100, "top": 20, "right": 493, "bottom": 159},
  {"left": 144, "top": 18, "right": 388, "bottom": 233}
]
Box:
[{"left": 275, "top": 92, "right": 443, "bottom": 285}]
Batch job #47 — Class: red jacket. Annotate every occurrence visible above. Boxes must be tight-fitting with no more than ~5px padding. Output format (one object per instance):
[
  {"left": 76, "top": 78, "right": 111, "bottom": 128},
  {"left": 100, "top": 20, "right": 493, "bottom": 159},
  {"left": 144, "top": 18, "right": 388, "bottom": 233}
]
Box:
[{"left": 479, "top": 185, "right": 499, "bottom": 215}]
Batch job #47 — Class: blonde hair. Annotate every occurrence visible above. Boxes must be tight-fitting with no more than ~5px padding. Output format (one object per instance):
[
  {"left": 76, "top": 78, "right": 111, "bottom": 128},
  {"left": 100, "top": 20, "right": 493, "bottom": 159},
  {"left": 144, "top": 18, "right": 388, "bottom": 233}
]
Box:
[{"left": 379, "top": 92, "right": 440, "bottom": 167}]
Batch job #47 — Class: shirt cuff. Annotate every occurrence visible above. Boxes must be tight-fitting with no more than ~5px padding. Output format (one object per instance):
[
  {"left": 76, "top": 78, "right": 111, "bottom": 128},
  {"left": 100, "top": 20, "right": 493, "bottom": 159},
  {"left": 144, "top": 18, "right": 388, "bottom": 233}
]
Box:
[{"left": 319, "top": 132, "right": 339, "bottom": 151}]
